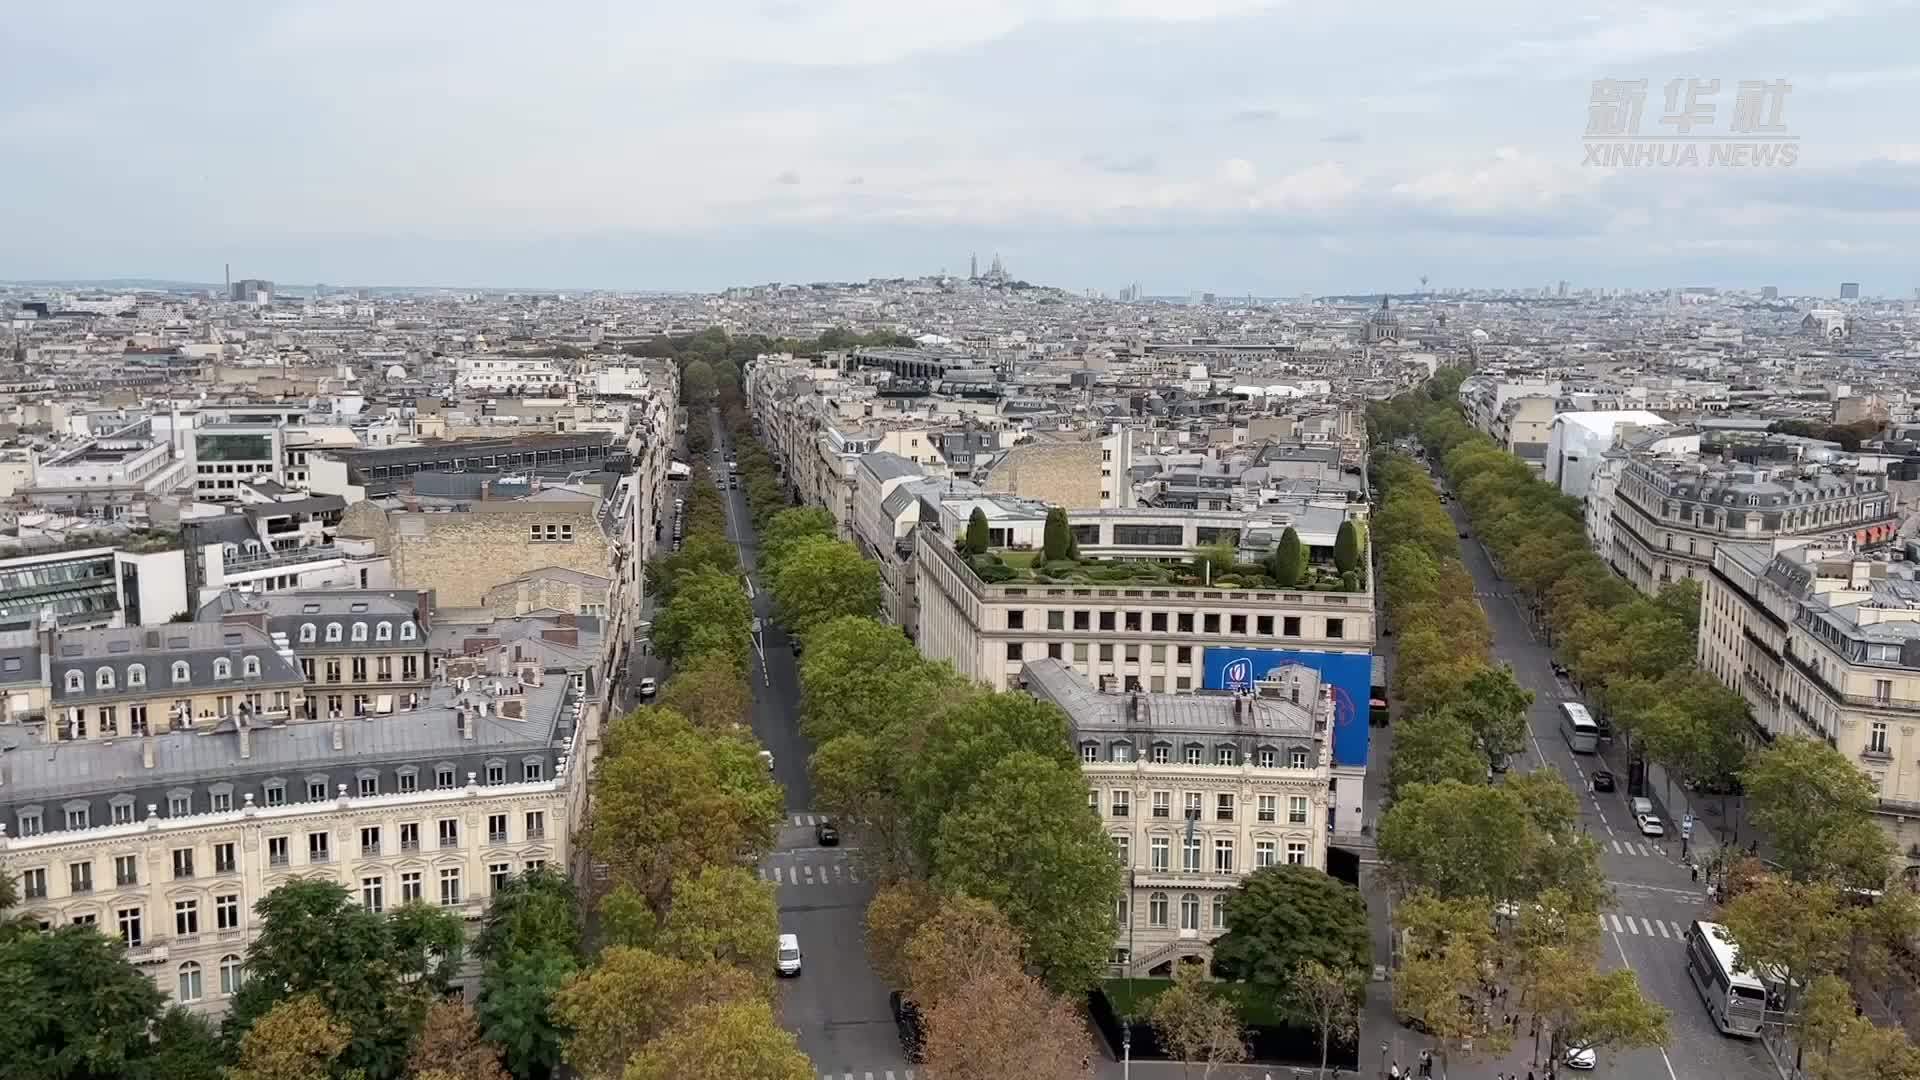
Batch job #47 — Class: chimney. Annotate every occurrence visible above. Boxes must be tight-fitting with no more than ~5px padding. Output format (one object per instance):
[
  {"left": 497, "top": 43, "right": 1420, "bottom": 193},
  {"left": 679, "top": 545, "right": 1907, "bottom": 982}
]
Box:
[
  {"left": 461, "top": 709, "right": 475, "bottom": 740},
  {"left": 331, "top": 722, "right": 344, "bottom": 751},
  {"left": 141, "top": 735, "right": 155, "bottom": 770},
  {"left": 237, "top": 717, "right": 251, "bottom": 760}
]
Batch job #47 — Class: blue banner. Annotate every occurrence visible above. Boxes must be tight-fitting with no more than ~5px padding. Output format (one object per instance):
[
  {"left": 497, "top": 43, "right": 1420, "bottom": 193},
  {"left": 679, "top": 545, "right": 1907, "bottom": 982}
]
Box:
[{"left": 1200, "top": 648, "right": 1373, "bottom": 767}]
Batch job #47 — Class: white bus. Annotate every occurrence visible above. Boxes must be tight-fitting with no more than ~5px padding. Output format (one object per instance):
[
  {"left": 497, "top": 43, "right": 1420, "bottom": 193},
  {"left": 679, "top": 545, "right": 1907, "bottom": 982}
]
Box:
[
  {"left": 1685, "top": 920, "right": 1767, "bottom": 1038},
  {"left": 1560, "top": 701, "right": 1599, "bottom": 754}
]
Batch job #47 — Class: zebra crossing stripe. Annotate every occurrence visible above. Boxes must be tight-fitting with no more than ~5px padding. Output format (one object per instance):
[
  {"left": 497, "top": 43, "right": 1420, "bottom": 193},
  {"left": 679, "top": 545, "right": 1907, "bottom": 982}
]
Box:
[
  {"left": 1607, "top": 914, "right": 1624, "bottom": 933},
  {"left": 1655, "top": 920, "right": 1671, "bottom": 938}
]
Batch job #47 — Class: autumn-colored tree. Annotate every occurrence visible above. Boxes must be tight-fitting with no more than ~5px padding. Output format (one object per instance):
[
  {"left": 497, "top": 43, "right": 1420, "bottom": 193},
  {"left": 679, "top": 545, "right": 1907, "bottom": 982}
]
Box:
[
  {"left": 901, "top": 893, "right": 1027, "bottom": 1009},
  {"left": 864, "top": 880, "right": 940, "bottom": 988},
  {"left": 920, "top": 966, "right": 1093, "bottom": 1080},
  {"left": 1289, "top": 960, "right": 1364, "bottom": 1080},
  {"left": 227, "top": 995, "right": 353, "bottom": 1080},
  {"left": 407, "top": 1000, "right": 509, "bottom": 1080},
  {"left": 618, "top": 1000, "right": 813, "bottom": 1080},
  {"left": 553, "top": 947, "right": 762, "bottom": 1080},
  {"left": 1149, "top": 962, "right": 1247, "bottom": 1080},
  {"left": 656, "top": 653, "right": 753, "bottom": 732}
]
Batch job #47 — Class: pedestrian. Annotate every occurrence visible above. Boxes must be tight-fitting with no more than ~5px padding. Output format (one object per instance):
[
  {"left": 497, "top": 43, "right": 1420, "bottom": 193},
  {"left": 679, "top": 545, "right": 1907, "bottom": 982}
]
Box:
[
  {"left": 1691, "top": 861, "right": 1700, "bottom": 882},
  {"left": 1389, "top": 1063, "right": 1402, "bottom": 1080}
]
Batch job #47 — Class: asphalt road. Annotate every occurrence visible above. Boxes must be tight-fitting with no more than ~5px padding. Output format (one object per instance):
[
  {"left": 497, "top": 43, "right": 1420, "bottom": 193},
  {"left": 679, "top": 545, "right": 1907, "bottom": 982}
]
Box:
[
  {"left": 1440, "top": 484, "right": 1776, "bottom": 1080},
  {"left": 710, "top": 413, "right": 913, "bottom": 1080}
]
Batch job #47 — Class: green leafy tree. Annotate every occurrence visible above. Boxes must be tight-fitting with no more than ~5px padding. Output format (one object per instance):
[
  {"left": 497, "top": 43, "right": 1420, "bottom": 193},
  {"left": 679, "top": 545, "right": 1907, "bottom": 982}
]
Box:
[
  {"left": 1333, "top": 520, "right": 1360, "bottom": 574},
  {"left": 1271, "top": 527, "right": 1303, "bottom": 588},
  {"left": 1744, "top": 736, "right": 1895, "bottom": 887},
  {"left": 476, "top": 947, "right": 575, "bottom": 1080},
  {"left": 1150, "top": 962, "right": 1248, "bottom": 1080},
  {"left": 905, "top": 692, "right": 1076, "bottom": 864},
  {"left": 227, "top": 994, "right": 353, "bottom": 1080},
  {"left": 799, "top": 616, "right": 968, "bottom": 744},
  {"left": 644, "top": 532, "right": 737, "bottom": 604},
  {"left": 1210, "top": 865, "right": 1370, "bottom": 986},
  {"left": 552, "top": 948, "right": 762, "bottom": 1080},
  {"left": 1041, "top": 507, "right": 1073, "bottom": 562},
  {"left": 929, "top": 750, "right": 1120, "bottom": 993},
  {"left": 809, "top": 731, "right": 917, "bottom": 874},
  {"left": 589, "top": 707, "right": 784, "bottom": 912},
  {"left": 1379, "top": 777, "right": 1605, "bottom": 911},
  {"left": 654, "top": 866, "right": 778, "bottom": 976},
  {"left": 618, "top": 1000, "right": 813, "bottom": 1080},
  {"left": 681, "top": 358, "right": 717, "bottom": 405},
  {"left": 768, "top": 535, "right": 882, "bottom": 637},
  {"left": 1392, "top": 893, "right": 1506, "bottom": 1076},
  {"left": 1386, "top": 710, "right": 1486, "bottom": 797},
  {"left": 137, "top": 1007, "right": 229, "bottom": 1080},
  {"left": 0, "top": 923, "right": 168, "bottom": 1080},
  {"left": 760, "top": 506, "right": 836, "bottom": 569},
  {"left": 651, "top": 567, "right": 752, "bottom": 670},
  {"left": 1720, "top": 876, "right": 1854, "bottom": 1018},
  {"left": 965, "top": 508, "right": 990, "bottom": 556},
  {"left": 1449, "top": 664, "right": 1534, "bottom": 771}
]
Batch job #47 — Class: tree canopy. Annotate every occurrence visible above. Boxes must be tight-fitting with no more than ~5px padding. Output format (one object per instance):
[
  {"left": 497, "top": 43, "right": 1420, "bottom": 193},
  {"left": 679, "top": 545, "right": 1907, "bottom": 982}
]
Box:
[
  {"left": 1209, "top": 865, "right": 1371, "bottom": 986},
  {"left": 767, "top": 534, "right": 883, "bottom": 637}
]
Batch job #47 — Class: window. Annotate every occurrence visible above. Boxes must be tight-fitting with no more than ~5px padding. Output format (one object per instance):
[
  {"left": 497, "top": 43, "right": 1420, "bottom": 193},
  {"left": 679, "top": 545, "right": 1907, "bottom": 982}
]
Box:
[
  {"left": 1184, "top": 792, "right": 1202, "bottom": 820},
  {"left": 398, "top": 770, "right": 418, "bottom": 794},
  {"left": 359, "top": 773, "right": 378, "bottom": 797},
  {"left": 438, "top": 819, "right": 460, "bottom": 848},
  {"left": 376, "top": 621, "right": 393, "bottom": 641},
  {"left": 168, "top": 793, "right": 189, "bottom": 817},
  {"left": 63, "top": 670, "right": 82, "bottom": 693},
  {"left": 1212, "top": 894, "right": 1229, "bottom": 930},
  {"left": 351, "top": 622, "right": 368, "bottom": 642},
  {"left": 1180, "top": 894, "right": 1201, "bottom": 930},
  {"left": 490, "top": 862, "right": 513, "bottom": 894},
  {"left": 401, "top": 871, "right": 423, "bottom": 904},
  {"left": 1257, "top": 615, "right": 1274, "bottom": 636},
  {"left": 1203, "top": 613, "right": 1220, "bottom": 634},
  {"left": 1151, "top": 743, "right": 1171, "bottom": 764},
  {"left": 1151, "top": 837, "right": 1170, "bottom": 872},
  {"left": 114, "top": 854, "right": 138, "bottom": 886},
  {"left": 400, "top": 823, "right": 421, "bottom": 852},
  {"left": 1099, "top": 611, "right": 1116, "bottom": 632},
  {"left": 1230, "top": 614, "right": 1247, "bottom": 635},
  {"left": 1081, "top": 743, "right": 1098, "bottom": 764},
  {"left": 127, "top": 664, "right": 145, "bottom": 688},
  {"left": 174, "top": 899, "right": 199, "bottom": 936},
  {"left": 1112, "top": 835, "right": 1130, "bottom": 865},
  {"left": 523, "top": 759, "right": 543, "bottom": 781},
  {"left": 1184, "top": 745, "right": 1203, "bottom": 766},
  {"left": 1216, "top": 746, "right": 1236, "bottom": 767},
  {"left": 216, "top": 894, "right": 239, "bottom": 931},
  {"left": 112, "top": 801, "right": 133, "bottom": 825},
  {"left": 214, "top": 842, "right": 236, "bottom": 874},
  {"left": 172, "top": 848, "right": 194, "bottom": 879},
  {"left": 1256, "top": 840, "right": 1277, "bottom": 868},
  {"left": 1258, "top": 795, "right": 1277, "bottom": 822},
  {"left": 212, "top": 658, "right": 231, "bottom": 680},
  {"left": 1006, "top": 610, "right": 1025, "bottom": 630},
  {"left": 1175, "top": 645, "right": 1192, "bottom": 664},
  {"left": 1111, "top": 791, "right": 1130, "bottom": 818},
  {"left": 1289, "top": 748, "right": 1310, "bottom": 769},
  {"left": 1871, "top": 721, "right": 1891, "bottom": 755},
  {"left": 1289, "top": 796, "right": 1310, "bottom": 825},
  {"left": 1099, "top": 644, "right": 1114, "bottom": 662},
  {"left": 1216, "top": 794, "right": 1234, "bottom": 821},
  {"left": 262, "top": 782, "right": 285, "bottom": 807},
  {"left": 68, "top": 861, "right": 93, "bottom": 894},
  {"left": 1257, "top": 748, "right": 1276, "bottom": 768},
  {"left": 1286, "top": 841, "right": 1309, "bottom": 866},
  {"left": 118, "top": 907, "right": 143, "bottom": 947},
  {"left": 1283, "top": 616, "right": 1300, "bottom": 637},
  {"left": 362, "top": 876, "right": 385, "bottom": 913},
  {"left": 526, "top": 811, "right": 547, "bottom": 840},
  {"left": 1073, "top": 610, "right": 1090, "bottom": 631},
  {"left": 95, "top": 667, "right": 115, "bottom": 690},
  {"left": 267, "top": 836, "right": 289, "bottom": 867},
  {"left": 21, "top": 867, "right": 46, "bottom": 899},
  {"left": 486, "top": 762, "right": 506, "bottom": 785},
  {"left": 1088, "top": 789, "right": 1100, "bottom": 815},
  {"left": 1326, "top": 618, "right": 1344, "bottom": 640},
  {"left": 361, "top": 827, "right": 381, "bottom": 857},
  {"left": 243, "top": 656, "right": 261, "bottom": 678},
  {"left": 439, "top": 868, "right": 462, "bottom": 907},
  {"left": 1005, "top": 641, "right": 1023, "bottom": 662},
  {"left": 171, "top": 661, "right": 190, "bottom": 684},
  {"left": 1182, "top": 835, "right": 1202, "bottom": 873},
  {"left": 308, "top": 831, "right": 331, "bottom": 863},
  {"left": 436, "top": 766, "right": 456, "bottom": 789},
  {"left": 177, "top": 962, "right": 203, "bottom": 1003},
  {"left": 307, "top": 780, "right": 327, "bottom": 801},
  {"left": 325, "top": 622, "right": 343, "bottom": 642},
  {"left": 219, "top": 954, "right": 244, "bottom": 995},
  {"left": 1214, "top": 839, "right": 1235, "bottom": 874},
  {"left": 65, "top": 805, "right": 89, "bottom": 829},
  {"left": 400, "top": 622, "right": 417, "bottom": 641},
  {"left": 299, "top": 623, "right": 316, "bottom": 643},
  {"left": 1149, "top": 892, "right": 1169, "bottom": 927}
]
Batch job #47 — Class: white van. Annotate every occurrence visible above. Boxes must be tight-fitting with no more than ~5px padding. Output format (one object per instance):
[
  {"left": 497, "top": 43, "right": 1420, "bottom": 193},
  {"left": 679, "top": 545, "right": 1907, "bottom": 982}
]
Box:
[
  {"left": 776, "top": 933, "right": 802, "bottom": 977},
  {"left": 1630, "top": 796, "right": 1654, "bottom": 818}
]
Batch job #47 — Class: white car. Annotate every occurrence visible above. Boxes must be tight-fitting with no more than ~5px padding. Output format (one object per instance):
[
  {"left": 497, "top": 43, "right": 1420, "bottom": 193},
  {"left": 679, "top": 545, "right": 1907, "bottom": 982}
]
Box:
[
  {"left": 1565, "top": 1042, "right": 1596, "bottom": 1070},
  {"left": 1636, "top": 813, "right": 1665, "bottom": 837},
  {"left": 759, "top": 749, "right": 774, "bottom": 772},
  {"left": 637, "top": 677, "right": 657, "bottom": 699}
]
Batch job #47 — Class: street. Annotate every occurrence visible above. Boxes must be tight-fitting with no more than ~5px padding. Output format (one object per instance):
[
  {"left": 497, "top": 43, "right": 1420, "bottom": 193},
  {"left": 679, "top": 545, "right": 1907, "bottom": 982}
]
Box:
[{"left": 709, "top": 413, "right": 914, "bottom": 1080}]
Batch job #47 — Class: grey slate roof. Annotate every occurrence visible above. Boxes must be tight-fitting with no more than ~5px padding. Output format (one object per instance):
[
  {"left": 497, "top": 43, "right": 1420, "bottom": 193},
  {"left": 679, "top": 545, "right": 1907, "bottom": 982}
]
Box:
[
  {"left": 859, "top": 451, "right": 922, "bottom": 483},
  {"left": 195, "top": 589, "right": 427, "bottom": 652},
  {"left": 49, "top": 623, "right": 305, "bottom": 706}
]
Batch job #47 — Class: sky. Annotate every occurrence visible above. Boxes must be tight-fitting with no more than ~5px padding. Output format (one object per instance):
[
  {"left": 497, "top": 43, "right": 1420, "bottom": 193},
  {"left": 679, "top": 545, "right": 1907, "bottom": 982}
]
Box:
[{"left": 3, "top": 0, "right": 1918, "bottom": 297}]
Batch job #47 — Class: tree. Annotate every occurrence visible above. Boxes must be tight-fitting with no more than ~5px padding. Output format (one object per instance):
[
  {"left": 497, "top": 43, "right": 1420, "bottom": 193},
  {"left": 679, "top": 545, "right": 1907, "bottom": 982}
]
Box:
[
  {"left": 1042, "top": 507, "right": 1073, "bottom": 562},
  {"left": 906, "top": 692, "right": 1077, "bottom": 862},
  {"left": 651, "top": 567, "right": 752, "bottom": 670},
  {"left": 681, "top": 358, "right": 717, "bottom": 405},
  {"left": 1378, "top": 776, "right": 1605, "bottom": 911},
  {"left": 473, "top": 868, "right": 579, "bottom": 1080},
  {"left": 656, "top": 653, "right": 752, "bottom": 732},
  {"left": 1720, "top": 876, "right": 1853, "bottom": 1017},
  {"left": 1333, "top": 520, "right": 1360, "bottom": 574},
  {"left": 137, "top": 1007, "right": 229, "bottom": 1080},
  {"left": 1744, "top": 736, "right": 1894, "bottom": 887},
  {"left": 1289, "top": 961, "right": 1363, "bottom": 1080},
  {"left": 0, "top": 923, "right": 168, "bottom": 1080},
  {"left": 589, "top": 708, "right": 784, "bottom": 912},
  {"left": 406, "top": 1001, "right": 509, "bottom": 1080},
  {"left": 919, "top": 967, "right": 1094, "bottom": 1080},
  {"left": 965, "top": 507, "right": 990, "bottom": 556},
  {"left": 901, "top": 894, "right": 1027, "bottom": 1009},
  {"left": 552, "top": 948, "right": 761, "bottom": 1080},
  {"left": 1210, "top": 865, "right": 1370, "bottom": 987},
  {"left": 1386, "top": 710, "right": 1485, "bottom": 798},
  {"left": 768, "top": 535, "right": 882, "bottom": 636},
  {"left": 1449, "top": 664, "right": 1534, "bottom": 771},
  {"left": 654, "top": 865, "right": 778, "bottom": 975},
  {"left": 865, "top": 881, "right": 941, "bottom": 989},
  {"left": 643, "top": 532, "right": 737, "bottom": 604},
  {"left": 930, "top": 750, "right": 1120, "bottom": 993},
  {"left": 618, "top": 1000, "right": 813, "bottom": 1080},
  {"left": 1150, "top": 963, "right": 1248, "bottom": 1080},
  {"left": 1392, "top": 894, "right": 1506, "bottom": 1076},
  {"left": 809, "top": 730, "right": 916, "bottom": 874},
  {"left": 1271, "top": 527, "right": 1303, "bottom": 588},
  {"left": 799, "top": 616, "right": 967, "bottom": 745},
  {"left": 761, "top": 506, "right": 836, "bottom": 569},
  {"left": 227, "top": 995, "right": 353, "bottom": 1080},
  {"left": 474, "top": 867, "right": 580, "bottom": 967},
  {"left": 226, "top": 879, "right": 465, "bottom": 1080}
]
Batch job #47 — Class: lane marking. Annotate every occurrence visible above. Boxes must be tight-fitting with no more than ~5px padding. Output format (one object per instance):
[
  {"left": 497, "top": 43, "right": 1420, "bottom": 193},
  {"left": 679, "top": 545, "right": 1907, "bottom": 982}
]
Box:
[
  {"left": 1655, "top": 920, "right": 1671, "bottom": 938},
  {"left": 1608, "top": 913, "right": 1624, "bottom": 933},
  {"left": 1609, "top": 931, "right": 1682, "bottom": 1080}
]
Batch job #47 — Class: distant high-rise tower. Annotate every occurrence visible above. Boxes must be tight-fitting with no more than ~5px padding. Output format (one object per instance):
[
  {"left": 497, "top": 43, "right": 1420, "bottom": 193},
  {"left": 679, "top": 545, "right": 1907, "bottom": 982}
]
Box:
[
  {"left": 990, "top": 253, "right": 1005, "bottom": 280},
  {"left": 1557, "top": 280, "right": 1569, "bottom": 298},
  {"left": 1840, "top": 282, "right": 1861, "bottom": 300},
  {"left": 1761, "top": 285, "right": 1779, "bottom": 301},
  {"left": 970, "top": 252, "right": 978, "bottom": 280}
]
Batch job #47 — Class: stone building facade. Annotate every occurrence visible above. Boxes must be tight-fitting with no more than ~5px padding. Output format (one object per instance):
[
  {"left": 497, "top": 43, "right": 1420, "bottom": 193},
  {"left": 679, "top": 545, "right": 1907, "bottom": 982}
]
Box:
[{"left": 340, "top": 499, "right": 615, "bottom": 607}]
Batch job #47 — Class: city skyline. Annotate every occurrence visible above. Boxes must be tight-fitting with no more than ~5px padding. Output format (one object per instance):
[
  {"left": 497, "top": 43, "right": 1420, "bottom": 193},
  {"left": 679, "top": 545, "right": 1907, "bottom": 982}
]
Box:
[{"left": 4, "top": 1, "right": 1919, "bottom": 294}]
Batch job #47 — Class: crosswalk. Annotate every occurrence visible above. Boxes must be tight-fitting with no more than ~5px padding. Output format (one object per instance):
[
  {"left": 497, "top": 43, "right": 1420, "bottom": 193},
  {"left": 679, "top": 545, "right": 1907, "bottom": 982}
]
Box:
[
  {"left": 762, "top": 860, "right": 864, "bottom": 886},
  {"left": 790, "top": 812, "right": 830, "bottom": 827},
  {"left": 1603, "top": 912, "right": 1690, "bottom": 939},
  {"left": 1606, "top": 838, "right": 1668, "bottom": 858},
  {"left": 818, "top": 1071, "right": 913, "bottom": 1080}
]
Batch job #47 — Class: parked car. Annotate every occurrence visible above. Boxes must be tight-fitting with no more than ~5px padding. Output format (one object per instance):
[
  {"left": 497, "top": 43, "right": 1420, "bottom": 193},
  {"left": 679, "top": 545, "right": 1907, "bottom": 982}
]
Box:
[
  {"left": 776, "top": 933, "right": 802, "bottom": 977},
  {"left": 1565, "top": 1042, "right": 1597, "bottom": 1070},
  {"left": 890, "top": 992, "right": 927, "bottom": 1062},
  {"left": 1458, "top": 530, "right": 1470, "bottom": 539},
  {"left": 637, "top": 677, "right": 657, "bottom": 699},
  {"left": 1590, "top": 769, "right": 1615, "bottom": 793},
  {"left": 1630, "top": 796, "right": 1654, "bottom": 817},
  {"left": 1637, "top": 814, "right": 1666, "bottom": 838},
  {"left": 1550, "top": 660, "right": 1570, "bottom": 678},
  {"left": 815, "top": 820, "right": 839, "bottom": 846},
  {"left": 759, "top": 749, "right": 774, "bottom": 772}
]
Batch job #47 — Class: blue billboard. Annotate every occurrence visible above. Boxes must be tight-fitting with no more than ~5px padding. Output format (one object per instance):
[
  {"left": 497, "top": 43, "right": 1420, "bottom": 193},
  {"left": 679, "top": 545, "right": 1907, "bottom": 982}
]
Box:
[{"left": 1200, "top": 648, "right": 1373, "bottom": 767}]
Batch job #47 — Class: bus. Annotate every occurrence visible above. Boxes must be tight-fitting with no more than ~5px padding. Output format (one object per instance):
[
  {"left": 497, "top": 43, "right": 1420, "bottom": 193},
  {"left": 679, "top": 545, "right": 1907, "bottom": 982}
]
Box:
[
  {"left": 1685, "top": 920, "right": 1767, "bottom": 1038},
  {"left": 1560, "top": 701, "right": 1599, "bottom": 754}
]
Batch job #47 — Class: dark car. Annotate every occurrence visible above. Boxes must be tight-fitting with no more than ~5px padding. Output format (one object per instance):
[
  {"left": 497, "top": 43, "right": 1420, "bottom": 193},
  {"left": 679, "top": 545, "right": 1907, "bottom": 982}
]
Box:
[
  {"left": 815, "top": 821, "right": 839, "bottom": 846},
  {"left": 1458, "top": 530, "right": 1470, "bottom": 539},
  {"left": 1591, "top": 769, "right": 1616, "bottom": 792},
  {"left": 1551, "top": 660, "right": 1570, "bottom": 678},
  {"left": 789, "top": 638, "right": 804, "bottom": 656},
  {"left": 890, "top": 992, "right": 927, "bottom": 1062}
]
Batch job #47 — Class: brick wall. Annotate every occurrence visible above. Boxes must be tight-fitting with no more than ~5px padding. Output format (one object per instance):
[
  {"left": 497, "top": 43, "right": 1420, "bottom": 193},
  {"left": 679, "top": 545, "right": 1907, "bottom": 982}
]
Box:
[{"left": 982, "top": 442, "right": 1102, "bottom": 508}]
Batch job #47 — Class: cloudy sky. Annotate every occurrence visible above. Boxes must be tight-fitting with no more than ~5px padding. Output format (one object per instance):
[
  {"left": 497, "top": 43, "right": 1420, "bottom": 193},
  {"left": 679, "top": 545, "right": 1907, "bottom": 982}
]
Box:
[{"left": 4, "top": 1, "right": 1917, "bottom": 295}]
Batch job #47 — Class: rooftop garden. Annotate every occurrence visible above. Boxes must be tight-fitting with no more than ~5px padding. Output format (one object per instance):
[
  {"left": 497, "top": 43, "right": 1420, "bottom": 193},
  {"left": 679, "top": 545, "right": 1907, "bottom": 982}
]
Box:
[{"left": 955, "top": 508, "right": 1369, "bottom": 592}]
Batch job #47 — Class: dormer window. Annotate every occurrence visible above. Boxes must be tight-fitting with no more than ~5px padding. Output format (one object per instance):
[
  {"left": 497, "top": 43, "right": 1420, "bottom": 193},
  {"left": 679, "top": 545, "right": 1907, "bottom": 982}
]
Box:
[
  {"left": 127, "top": 664, "right": 145, "bottom": 688},
  {"left": 172, "top": 661, "right": 191, "bottom": 684},
  {"left": 400, "top": 623, "right": 417, "bottom": 642},
  {"left": 375, "top": 622, "right": 392, "bottom": 642},
  {"left": 96, "top": 668, "right": 115, "bottom": 691},
  {"left": 325, "top": 623, "right": 343, "bottom": 643},
  {"left": 64, "top": 671, "right": 83, "bottom": 693},
  {"left": 351, "top": 623, "right": 368, "bottom": 643},
  {"left": 299, "top": 623, "right": 316, "bottom": 643},
  {"left": 212, "top": 658, "right": 231, "bottom": 680},
  {"left": 243, "top": 656, "right": 261, "bottom": 678}
]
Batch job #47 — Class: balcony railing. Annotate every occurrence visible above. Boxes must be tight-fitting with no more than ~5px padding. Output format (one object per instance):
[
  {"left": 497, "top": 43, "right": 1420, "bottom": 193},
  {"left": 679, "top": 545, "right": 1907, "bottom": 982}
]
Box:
[
  {"left": 223, "top": 544, "right": 343, "bottom": 571},
  {"left": 1786, "top": 650, "right": 1920, "bottom": 714}
]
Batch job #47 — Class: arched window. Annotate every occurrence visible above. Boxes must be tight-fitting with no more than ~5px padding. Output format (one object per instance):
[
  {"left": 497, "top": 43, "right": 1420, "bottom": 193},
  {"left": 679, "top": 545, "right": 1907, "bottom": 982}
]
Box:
[
  {"left": 243, "top": 656, "right": 261, "bottom": 678},
  {"left": 212, "top": 658, "right": 231, "bottom": 680},
  {"left": 218, "top": 954, "right": 244, "bottom": 995},
  {"left": 127, "top": 664, "right": 145, "bottom": 688},
  {"left": 171, "top": 661, "right": 191, "bottom": 684},
  {"left": 177, "top": 961, "right": 203, "bottom": 1003},
  {"left": 96, "top": 668, "right": 115, "bottom": 691},
  {"left": 351, "top": 622, "right": 368, "bottom": 642},
  {"left": 299, "top": 623, "right": 316, "bottom": 643},
  {"left": 325, "top": 623, "right": 343, "bottom": 643},
  {"left": 375, "top": 621, "right": 393, "bottom": 642},
  {"left": 399, "top": 622, "right": 417, "bottom": 641},
  {"left": 63, "top": 671, "right": 82, "bottom": 693}
]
